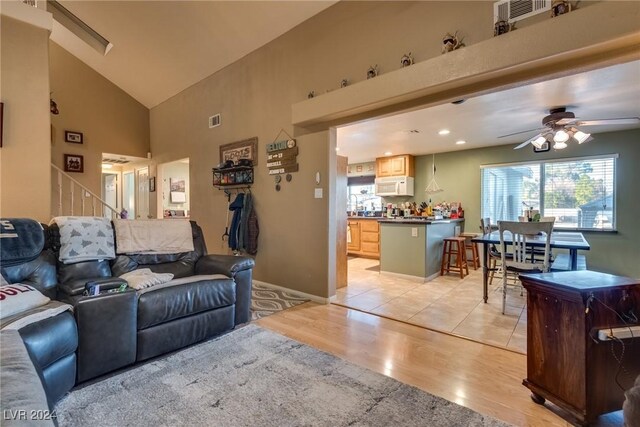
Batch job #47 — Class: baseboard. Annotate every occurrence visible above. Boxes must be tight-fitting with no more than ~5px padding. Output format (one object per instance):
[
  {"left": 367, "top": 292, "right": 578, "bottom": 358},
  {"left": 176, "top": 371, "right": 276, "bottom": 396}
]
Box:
[
  {"left": 379, "top": 270, "right": 427, "bottom": 283},
  {"left": 252, "top": 280, "right": 330, "bottom": 304}
]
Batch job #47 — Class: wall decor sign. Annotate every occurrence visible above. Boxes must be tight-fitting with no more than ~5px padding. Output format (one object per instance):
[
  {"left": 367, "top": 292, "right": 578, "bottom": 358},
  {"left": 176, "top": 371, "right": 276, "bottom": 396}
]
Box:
[
  {"left": 64, "top": 154, "right": 84, "bottom": 173},
  {"left": 266, "top": 139, "right": 298, "bottom": 175},
  {"left": 220, "top": 137, "right": 258, "bottom": 166},
  {"left": 65, "top": 130, "right": 83, "bottom": 144}
]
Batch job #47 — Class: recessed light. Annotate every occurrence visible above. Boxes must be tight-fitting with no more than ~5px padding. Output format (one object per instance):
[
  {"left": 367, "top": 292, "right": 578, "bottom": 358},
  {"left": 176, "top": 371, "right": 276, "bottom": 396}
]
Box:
[
  {"left": 101, "top": 163, "right": 113, "bottom": 169},
  {"left": 455, "top": 140, "right": 466, "bottom": 145},
  {"left": 335, "top": 147, "right": 340, "bottom": 152},
  {"left": 438, "top": 129, "right": 450, "bottom": 135},
  {"left": 384, "top": 151, "right": 393, "bottom": 156}
]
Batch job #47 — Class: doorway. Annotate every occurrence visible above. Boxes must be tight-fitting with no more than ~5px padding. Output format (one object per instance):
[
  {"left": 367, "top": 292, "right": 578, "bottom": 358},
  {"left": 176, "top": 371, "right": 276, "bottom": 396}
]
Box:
[
  {"left": 101, "top": 172, "right": 118, "bottom": 218},
  {"left": 157, "top": 158, "right": 190, "bottom": 218},
  {"left": 136, "top": 167, "right": 149, "bottom": 219}
]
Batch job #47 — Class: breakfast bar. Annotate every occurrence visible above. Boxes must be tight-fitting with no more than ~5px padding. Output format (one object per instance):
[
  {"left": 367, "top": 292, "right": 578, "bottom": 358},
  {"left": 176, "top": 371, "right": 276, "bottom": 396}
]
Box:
[{"left": 379, "top": 218, "right": 464, "bottom": 279}]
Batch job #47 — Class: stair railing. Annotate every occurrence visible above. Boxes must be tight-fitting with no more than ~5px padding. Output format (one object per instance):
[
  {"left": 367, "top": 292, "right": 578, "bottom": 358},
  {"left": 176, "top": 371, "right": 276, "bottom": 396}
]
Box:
[{"left": 51, "top": 163, "right": 119, "bottom": 219}]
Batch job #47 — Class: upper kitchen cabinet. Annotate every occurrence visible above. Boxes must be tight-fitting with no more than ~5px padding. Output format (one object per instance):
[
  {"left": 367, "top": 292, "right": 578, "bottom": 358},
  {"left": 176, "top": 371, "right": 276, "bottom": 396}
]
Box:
[{"left": 376, "top": 155, "right": 415, "bottom": 177}]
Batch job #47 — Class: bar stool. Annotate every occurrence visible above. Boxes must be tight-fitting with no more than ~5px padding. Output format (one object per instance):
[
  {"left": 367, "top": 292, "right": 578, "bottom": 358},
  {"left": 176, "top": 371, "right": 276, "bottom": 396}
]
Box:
[
  {"left": 440, "top": 236, "right": 469, "bottom": 278},
  {"left": 459, "top": 232, "right": 480, "bottom": 270}
]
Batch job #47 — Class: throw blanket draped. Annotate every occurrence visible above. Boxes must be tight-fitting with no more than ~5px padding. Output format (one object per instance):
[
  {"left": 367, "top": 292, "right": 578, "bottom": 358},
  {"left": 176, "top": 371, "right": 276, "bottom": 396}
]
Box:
[
  {"left": 1, "top": 300, "right": 72, "bottom": 331},
  {"left": 113, "top": 219, "right": 194, "bottom": 255},
  {"left": 51, "top": 216, "right": 115, "bottom": 264},
  {"left": 0, "top": 218, "right": 44, "bottom": 267}
]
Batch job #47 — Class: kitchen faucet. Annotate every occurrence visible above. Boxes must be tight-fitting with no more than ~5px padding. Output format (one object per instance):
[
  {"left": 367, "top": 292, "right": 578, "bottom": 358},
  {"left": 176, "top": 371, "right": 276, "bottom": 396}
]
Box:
[{"left": 349, "top": 194, "right": 359, "bottom": 216}]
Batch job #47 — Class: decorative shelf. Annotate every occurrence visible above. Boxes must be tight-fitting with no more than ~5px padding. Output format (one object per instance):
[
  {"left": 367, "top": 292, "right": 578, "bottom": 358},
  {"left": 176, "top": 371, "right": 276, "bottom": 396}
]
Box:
[{"left": 212, "top": 165, "right": 253, "bottom": 187}]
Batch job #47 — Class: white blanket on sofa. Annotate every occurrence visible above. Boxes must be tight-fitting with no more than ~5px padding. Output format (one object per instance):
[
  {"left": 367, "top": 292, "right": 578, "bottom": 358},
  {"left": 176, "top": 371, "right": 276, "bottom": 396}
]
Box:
[{"left": 113, "top": 219, "right": 194, "bottom": 255}]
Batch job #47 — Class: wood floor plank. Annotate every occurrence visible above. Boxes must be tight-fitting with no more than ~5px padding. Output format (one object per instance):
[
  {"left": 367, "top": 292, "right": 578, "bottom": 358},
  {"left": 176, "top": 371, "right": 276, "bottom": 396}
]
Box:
[{"left": 257, "top": 302, "right": 621, "bottom": 427}]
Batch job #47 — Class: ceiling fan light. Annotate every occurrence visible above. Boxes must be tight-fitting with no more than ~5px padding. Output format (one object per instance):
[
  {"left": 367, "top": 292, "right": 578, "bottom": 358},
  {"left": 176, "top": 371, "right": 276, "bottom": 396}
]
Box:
[
  {"left": 532, "top": 136, "right": 547, "bottom": 149},
  {"left": 553, "top": 129, "right": 570, "bottom": 143},
  {"left": 573, "top": 130, "right": 591, "bottom": 144},
  {"left": 553, "top": 141, "right": 568, "bottom": 150}
]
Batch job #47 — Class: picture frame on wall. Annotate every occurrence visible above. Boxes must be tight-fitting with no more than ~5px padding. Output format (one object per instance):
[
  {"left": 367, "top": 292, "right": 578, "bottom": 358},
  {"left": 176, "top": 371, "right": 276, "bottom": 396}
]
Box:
[
  {"left": 65, "top": 130, "right": 83, "bottom": 144},
  {"left": 149, "top": 176, "right": 156, "bottom": 192},
  {"left": 64, "top": 154, "right": 84, "bottom": 173},
  {"left": 219, "top": 137, "right": 258, "bottom": 166}
]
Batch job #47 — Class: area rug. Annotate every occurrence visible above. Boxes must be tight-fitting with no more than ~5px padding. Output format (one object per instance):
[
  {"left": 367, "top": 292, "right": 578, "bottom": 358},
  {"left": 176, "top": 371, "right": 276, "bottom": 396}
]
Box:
[
  {"left": 251, "top": 282, "right": 309, "bottom": 320},
  {"left": 56, "top": 325, "right": 510, "bottom": 427}
]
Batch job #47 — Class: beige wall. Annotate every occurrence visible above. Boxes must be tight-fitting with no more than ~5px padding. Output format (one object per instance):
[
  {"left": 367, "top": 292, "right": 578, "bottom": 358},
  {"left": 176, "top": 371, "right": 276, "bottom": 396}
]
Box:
[
  {"left": 150, "top": 1, "right": 494, "bottom": 297},
  {"left": 49, "top": 42, "right": 150, "bottom": 216},
  {"left": 0, "top": 16, "right": 51, "bottom": 221}
]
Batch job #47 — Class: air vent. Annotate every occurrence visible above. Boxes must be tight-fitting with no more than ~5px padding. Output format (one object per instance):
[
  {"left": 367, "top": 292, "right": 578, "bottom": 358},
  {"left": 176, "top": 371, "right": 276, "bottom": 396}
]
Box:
[
  {"left": 494, "top": 0, "right": 550, "bottom": 24},
  {"left": 209, "top": 114, "right": 221, "bottom": 129}
]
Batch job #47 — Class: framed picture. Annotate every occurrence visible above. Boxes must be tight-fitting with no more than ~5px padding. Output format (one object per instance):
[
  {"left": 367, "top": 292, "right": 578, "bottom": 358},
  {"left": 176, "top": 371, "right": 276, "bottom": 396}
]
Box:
[
  {"left": 64, "top": 154, "right": 84, "bottom": 173},
  {"left": 149, "top": 176, "right": 156, "bottom": 192},
  {"left": 219, "top": 137, "right": 258, "bottom": 166},
  {"left": 0, "top": 102, "right": 4, "bottom": 148},
  {"left": 65, "top": 131, "right": 83, "bottom": 144}
]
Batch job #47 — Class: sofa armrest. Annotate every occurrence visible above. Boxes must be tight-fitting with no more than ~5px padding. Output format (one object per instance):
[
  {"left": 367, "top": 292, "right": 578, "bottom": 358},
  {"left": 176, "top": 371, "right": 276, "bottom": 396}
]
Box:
[
  {"left": 195, "top": 254, "right": 254, "bottom": 277},
  {"left": 195, "top": 255, "right": 254, "bottom": 325}
]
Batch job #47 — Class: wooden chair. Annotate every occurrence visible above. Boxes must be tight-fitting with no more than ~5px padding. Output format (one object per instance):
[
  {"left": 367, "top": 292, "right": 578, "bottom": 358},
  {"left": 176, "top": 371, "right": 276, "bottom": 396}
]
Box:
[
  {"left": 440, "top": 236, "right": 469, "bottom": 278},
  {"left": 498, "top": 220, "right": 554, "bottom": 315},
  {"left": 480, "top": 218, "right": 503, "bottom": 285}
]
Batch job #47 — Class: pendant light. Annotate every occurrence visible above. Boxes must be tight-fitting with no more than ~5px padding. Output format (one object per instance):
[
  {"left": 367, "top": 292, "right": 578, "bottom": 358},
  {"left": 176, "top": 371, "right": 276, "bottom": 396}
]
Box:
[{"left": 425, "top": 154, "right": 444, "bottom": 194}]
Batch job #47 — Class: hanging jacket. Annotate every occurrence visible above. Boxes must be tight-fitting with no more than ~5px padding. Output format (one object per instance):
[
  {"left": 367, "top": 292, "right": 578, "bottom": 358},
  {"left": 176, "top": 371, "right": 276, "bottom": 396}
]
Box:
[
  {"left": 246, "top": 203, "right": 259, "bottom": 255},
  {"left": 228, "top": 193, "right": 245, "bottom": 251}
]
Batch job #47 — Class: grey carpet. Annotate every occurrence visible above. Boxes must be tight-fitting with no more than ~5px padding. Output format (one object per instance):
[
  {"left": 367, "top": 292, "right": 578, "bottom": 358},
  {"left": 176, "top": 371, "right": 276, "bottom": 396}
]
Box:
[
  {"left": 56, "top": 325, "right": 510, "bottom": 427},
  {"left": 251, "top": 282, "right": 309, "bottom": 320}
]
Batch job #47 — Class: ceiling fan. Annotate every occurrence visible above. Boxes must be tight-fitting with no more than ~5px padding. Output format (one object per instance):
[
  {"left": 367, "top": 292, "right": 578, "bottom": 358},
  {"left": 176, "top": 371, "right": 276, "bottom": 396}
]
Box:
[{"left": 499, "top": 107, "right": 640, "bottom": 150}]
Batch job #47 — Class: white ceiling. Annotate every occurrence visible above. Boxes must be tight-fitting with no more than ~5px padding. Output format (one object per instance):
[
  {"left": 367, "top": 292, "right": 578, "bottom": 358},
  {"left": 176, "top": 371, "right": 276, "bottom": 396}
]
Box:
[
  {"left": 53, "top": 1, "right": 336, "bottom": 108},
  {"left": 337, "top": 61, "right": 640, "bottom": 164}
]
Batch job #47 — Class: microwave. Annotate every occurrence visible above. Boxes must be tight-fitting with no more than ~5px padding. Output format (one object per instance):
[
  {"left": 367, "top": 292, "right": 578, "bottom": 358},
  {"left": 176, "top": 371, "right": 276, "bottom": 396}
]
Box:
[{"left": 374, "top": 176, "right": 414, "bottom": 197}]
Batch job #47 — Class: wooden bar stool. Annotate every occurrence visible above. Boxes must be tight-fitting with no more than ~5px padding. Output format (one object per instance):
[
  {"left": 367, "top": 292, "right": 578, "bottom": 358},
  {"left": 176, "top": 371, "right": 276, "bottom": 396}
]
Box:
[
  {"left": 459, "top": 232, "right": 480, "bottom": 270},
  {"left": 440, "top": 236, "right": 469, "bottom": 278}
]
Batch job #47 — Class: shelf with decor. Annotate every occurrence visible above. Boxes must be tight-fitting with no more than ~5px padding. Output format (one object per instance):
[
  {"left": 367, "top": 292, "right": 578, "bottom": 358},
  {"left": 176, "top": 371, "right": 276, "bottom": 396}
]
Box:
[{"left": 212, "top": 165, "right": 254, "bottom": 188}]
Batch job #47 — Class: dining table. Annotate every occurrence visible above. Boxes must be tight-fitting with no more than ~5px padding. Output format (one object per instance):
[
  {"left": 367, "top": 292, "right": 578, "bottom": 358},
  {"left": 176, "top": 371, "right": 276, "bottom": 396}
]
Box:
[{"left": 472, "top": 231, "right": 591, "bottom": 303}]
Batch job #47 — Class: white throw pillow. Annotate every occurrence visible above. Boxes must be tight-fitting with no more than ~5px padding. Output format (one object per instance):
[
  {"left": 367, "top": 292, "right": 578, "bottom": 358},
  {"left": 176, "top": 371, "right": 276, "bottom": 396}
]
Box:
[
  {"left": 0, "top": 284, "right": 51, "bottom": 320},
  {"left": 119, "top": 268, "right": 174, "bottom": 290}
]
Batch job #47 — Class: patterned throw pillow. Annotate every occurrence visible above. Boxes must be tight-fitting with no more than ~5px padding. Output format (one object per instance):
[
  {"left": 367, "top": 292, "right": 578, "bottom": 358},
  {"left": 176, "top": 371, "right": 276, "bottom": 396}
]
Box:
[{"left": 0, "top": 284, "right": 50, "bottom": 320}]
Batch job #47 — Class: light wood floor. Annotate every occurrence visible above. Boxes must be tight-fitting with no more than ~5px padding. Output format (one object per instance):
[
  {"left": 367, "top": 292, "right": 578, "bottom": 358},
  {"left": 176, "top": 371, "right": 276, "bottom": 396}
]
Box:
[
  {"left": 336, "top": 257, "right": 527, "bottom": 353},
  {"left": 257, "top": 302, "right": 623, "bottom": 427}
]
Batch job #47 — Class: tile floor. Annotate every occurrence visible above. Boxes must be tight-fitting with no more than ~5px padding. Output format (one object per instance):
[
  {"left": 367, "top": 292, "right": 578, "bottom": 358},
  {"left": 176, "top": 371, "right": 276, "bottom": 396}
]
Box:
[{"left": 333, "top": 257, "right": 527, "bottom": 353}]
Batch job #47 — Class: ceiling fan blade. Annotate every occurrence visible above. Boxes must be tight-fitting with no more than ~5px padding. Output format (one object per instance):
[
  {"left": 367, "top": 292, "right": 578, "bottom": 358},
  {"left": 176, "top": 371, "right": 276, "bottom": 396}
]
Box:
[
  {"left": 498, "top": 127, "right": 546, "bottom": 139},
  {"left": 514, "top": 133, "right": 543, "bottom": 150},
  {"left": 575, "top": 117, "right": 640, "bottom": 126},
  {"left": 556, "top": 118, "right": 576, "bottom": 125}
]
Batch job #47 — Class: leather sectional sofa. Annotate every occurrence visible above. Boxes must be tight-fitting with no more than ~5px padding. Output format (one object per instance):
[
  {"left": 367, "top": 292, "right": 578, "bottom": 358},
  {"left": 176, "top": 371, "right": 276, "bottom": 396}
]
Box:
[{"left": 1, "top": 218, "right": 254, "bottom": 419}]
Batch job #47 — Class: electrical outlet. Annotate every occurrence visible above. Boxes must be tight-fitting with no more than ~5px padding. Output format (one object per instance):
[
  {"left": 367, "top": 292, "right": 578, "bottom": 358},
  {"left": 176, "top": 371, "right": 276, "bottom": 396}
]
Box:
[{"left": 411, "top": 227, "right": 418, "bottom": 237}]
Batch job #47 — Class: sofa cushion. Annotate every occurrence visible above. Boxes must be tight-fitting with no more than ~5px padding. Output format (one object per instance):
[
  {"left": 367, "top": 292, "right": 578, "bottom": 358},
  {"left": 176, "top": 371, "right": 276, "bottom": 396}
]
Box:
[{"left": 137, "top": 276, "right": 235, "bottom": 330}]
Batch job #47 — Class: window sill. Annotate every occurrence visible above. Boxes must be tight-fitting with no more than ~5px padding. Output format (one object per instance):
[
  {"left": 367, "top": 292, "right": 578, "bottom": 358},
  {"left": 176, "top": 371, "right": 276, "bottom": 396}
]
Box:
[{"left": 554, "top": 228, "right": 618, "bottom": 234}]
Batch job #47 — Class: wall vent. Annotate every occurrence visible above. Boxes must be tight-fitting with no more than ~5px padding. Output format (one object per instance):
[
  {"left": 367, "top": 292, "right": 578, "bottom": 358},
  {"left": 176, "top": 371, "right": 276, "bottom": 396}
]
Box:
[
  {"left": 494, "top": 0, "right": 550, "bottom": 24},
  {"left": 209, "top": 114, "right": 221, "bottom": 128}
]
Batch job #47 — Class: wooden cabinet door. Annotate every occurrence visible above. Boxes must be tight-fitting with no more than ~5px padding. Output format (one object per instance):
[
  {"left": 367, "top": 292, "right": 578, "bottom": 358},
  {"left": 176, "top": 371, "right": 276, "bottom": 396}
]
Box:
[
  {"left": 347, "top": 221, "right": 361, "bottom": 252},
  {"left": 360, "top": 220, "right": 379, "bottom": 257},
  {"left": 390, "top": 156, "right": 406, "bottom": 176},
  {"left": 376, "top": 158, "right": 392, "bottom": 177}
]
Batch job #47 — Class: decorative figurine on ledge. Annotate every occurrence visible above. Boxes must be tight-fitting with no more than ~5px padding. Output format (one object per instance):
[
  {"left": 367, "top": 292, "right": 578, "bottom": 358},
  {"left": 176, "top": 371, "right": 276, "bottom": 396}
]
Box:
[
  {"left": 551, "top": 0, "right": 572, "bottom": 17},
  {"left": 494, "top": 20, "right": 514, "bottom": 37},
  {"left": 366, "top": 65, "right": 379, "bottom": 79},
  {"left": 400, "top": 52, "right": 414, "bottom": 67},
  {"left": 307, "top": 91, "right": 315, "bottom": 99},
  {"left": 441, "top": 32, "right": 465, "bottom": 54},
  {"left": 340, "top": 79, "right": 349, "bottom": 88}
]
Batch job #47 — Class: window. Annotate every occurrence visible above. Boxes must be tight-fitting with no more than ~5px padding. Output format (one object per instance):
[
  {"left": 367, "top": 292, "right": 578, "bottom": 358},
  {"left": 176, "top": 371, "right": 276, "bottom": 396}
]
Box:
[
  {"left": 481, "top": 155, "right": 616, "bottom": 230},
  {"left": 346, "top": 176, "right": 382, "bottom": 213}
]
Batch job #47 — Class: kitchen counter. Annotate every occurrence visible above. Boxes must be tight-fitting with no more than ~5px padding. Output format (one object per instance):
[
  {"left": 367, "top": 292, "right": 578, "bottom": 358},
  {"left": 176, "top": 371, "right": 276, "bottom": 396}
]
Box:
[{"left": 379, "top": 219, "right": 464, "bottom": 279}]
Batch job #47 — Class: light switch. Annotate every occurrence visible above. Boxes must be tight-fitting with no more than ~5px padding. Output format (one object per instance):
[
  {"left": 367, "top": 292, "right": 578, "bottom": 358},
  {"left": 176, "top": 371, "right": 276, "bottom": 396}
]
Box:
[
  {"left": 411, "top": 227, "right": 418, "bottom": 237},
  {"left": 314, "top": 188, "right": 323, "bottom": 198}
]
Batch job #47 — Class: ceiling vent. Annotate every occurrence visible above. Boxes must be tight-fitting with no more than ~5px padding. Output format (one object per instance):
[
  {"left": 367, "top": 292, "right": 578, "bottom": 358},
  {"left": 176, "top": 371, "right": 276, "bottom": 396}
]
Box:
[
  {"left": 494, "top": 0, "right": 550, "bottom": 24},
  {"left": 209, "top": 114, "right": 221, "bottom": 129},
  {"left": 102, "top": 157, "right": 130, "bottom": 164}
]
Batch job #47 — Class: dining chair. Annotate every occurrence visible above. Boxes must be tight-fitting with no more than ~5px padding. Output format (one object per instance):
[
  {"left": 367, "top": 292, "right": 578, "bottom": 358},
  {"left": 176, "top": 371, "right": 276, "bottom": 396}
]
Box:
[{"left": 498, "top": 220, "right": 554, "bottom": 315}]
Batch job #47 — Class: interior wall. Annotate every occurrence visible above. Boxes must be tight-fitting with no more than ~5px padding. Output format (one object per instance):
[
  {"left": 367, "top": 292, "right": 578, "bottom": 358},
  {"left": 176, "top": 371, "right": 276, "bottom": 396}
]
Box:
[
  {"left": 406, "top": 129, "right": 640, "bottom": 278},
  {"left": 49, "top": 42, "right": 150, "bottom": 215},
  {"left": 0, "top": 15, "right": 51, "bottom": 221},
  {"left": 150, "top": 1, "right": 496, "bottom": 297}
]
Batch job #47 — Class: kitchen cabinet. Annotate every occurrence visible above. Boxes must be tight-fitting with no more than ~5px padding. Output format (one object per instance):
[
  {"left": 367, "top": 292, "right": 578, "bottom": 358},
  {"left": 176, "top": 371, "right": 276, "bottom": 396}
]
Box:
[
  {"left": 347, "top": 219, "right": 379, "bottom": 259},
  {"left": 376, "top": 155, "right": 415, "bottom": 177},
  {"left": 347, "top": 220, "right": 361, "bottom": 252}
]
